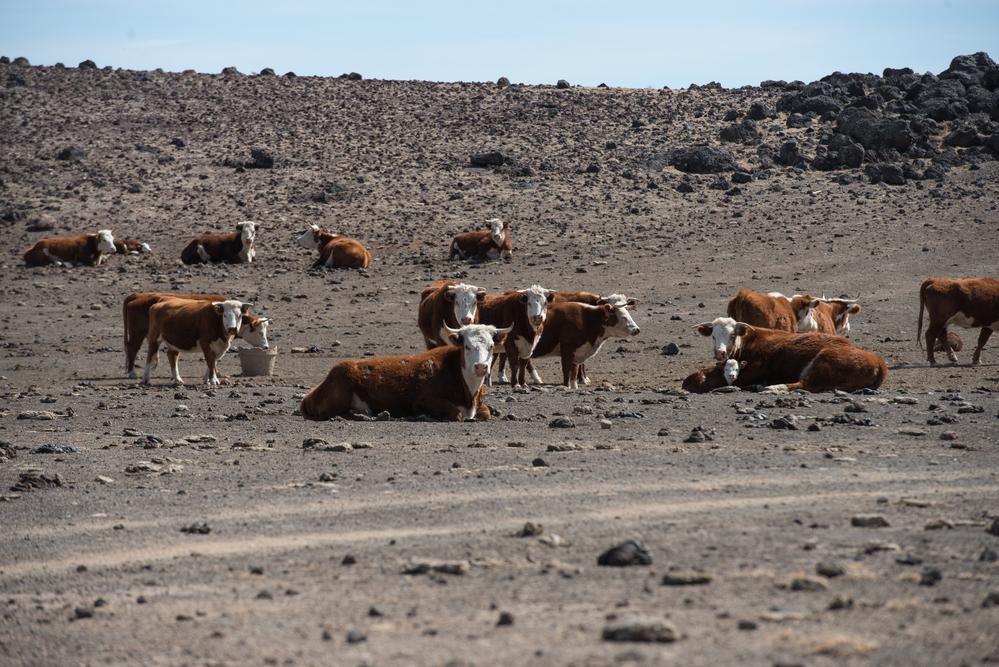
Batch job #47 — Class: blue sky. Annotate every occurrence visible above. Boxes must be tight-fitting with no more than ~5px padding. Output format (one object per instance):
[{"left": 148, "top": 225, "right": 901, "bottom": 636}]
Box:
[{"left": 3, "top": 1, "right": 997, "bottom": 88}]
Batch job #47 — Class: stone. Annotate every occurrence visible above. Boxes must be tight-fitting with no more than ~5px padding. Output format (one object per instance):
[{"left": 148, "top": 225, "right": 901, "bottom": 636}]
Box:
[
  {"left": 816, "top": 562, "right": 845, "bottom": 578},
  {"left": 665, "top": 146, "right": 738, "bottom": 174},
  {"left": 549, "top": 417, "right": 575, "bottom": 428},
  {"left": 403, "top": 559, "right": 470, "bottom": 575},
  {"left": 516, "top": 521, "right": 543, "bottom": 537},
  {"left": 662, "top": 342, "right": 680, "bottom": 355},
  {"left": 790, "top": 575, "right": 829, "bottom": 591},
  {"left": 57, "top": 146, "right": 87, "bottom": 161},
  {"left": 597, "top": 540, "right": 653, "bottom": 566},
  {"left": 602, "top": 618, "right": 677, "bottom": 643},
  {"left": 852, "top": 514, "right": 890, "bottom": 528},
  {"left": 924, "top": 518, "right": 954, "bottom": 530},
  {"left": 661, "top": 571, "right": 712, "bottom": 585},
  {"left": 556, "top": 79, "right": 570, "bottom": 89},
  {"left": 986, "top": 518, "right": 999, "bottom": 536}
]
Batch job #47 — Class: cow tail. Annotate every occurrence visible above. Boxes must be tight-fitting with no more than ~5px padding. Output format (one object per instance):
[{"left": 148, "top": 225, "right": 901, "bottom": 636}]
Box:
[{"left": 916, "top": 279, "right": 928, "bottom": 351}]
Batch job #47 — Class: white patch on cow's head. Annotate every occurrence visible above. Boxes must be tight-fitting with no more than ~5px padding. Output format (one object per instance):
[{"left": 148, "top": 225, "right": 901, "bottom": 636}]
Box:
[
  {"left": 446, "top": 283, "right": 486, "bottom": 326},
  {"left": 767, "top": 291, "right": 787, "bottom": 299},
  {"left": 599, "top": 294, "right": 641, "bottom": 337},
  {"left": 239, "top": 316, "right": 270, "bottom": 349},
  {"left": 140, "top": 242, "right": 151, "bottom": 253},
  {"left": 297, "top": 223, "right": 322, "bottom": 250},
  {"left": 696, "top": 317, "right": 751, "bottom": 361},
  {"left": 723, "top": 359, "right": 746, "bottom": 385},
  {"left": 518, "top": 284, "right": 555, "bottom": 328},
  {"left": 237, "top": 221, "right": 258, "bottom": 245},
  {"left": 797, "top": 299, "right": 821, "bottom": 332},
  {"left": 486, "top": 218, "right": 505, "bottom": 245},
  {"left": 446, "top": 324, "right": 513, "bottom": 413},
  {"left": 213, "top": 300, "right": 250, "bottom": 336},
  {"left": 96, "top": 230, "right": 116, "bottom": 256}
]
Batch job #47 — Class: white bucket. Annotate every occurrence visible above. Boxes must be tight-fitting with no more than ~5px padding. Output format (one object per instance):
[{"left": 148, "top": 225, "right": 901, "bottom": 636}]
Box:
[{"left": 238, "top": 347, "right": 277, "bottom": 376}]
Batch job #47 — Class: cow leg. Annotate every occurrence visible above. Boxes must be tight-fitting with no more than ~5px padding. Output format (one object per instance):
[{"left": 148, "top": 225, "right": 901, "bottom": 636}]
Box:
[
  {"left": 526, "top": 360, "right": 543, "bottom": 385},
  {"left": 924, "top": 321, "right": 947, "bottom": 364},
  {"left": 196, "top": 244, "right": 212, "bottom": 263},
  {"left": 496, "top": 353, "right": 509, "bottom": 384},
  {"left": 578, "top": 363, "right": 589, "bottom": 385},
  {"left": 972, "top": 328, "right": 993, "bottom": 365},
  {"left": 140, "top": 335, "right": 161, "bottom": 384},
  {"left": 515, "top": 357, "right": 529, "bottom": 388},
  {"left": 125, "top": 324, "right": 147, "bottom": 379},
  {"left": 560, "top": 350, "right": 579, "bottom": 390},
  {"left": 167, "top": 349, "right": 184, "bottom": 385}
]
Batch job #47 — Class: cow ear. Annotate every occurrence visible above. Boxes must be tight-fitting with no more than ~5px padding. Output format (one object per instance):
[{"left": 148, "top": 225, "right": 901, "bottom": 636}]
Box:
[
  {"left": 502, "top": 220, "right": 510, "bottom": 231},
  {"left": 546, "top": 292, "right": 554, "bottom": 303},
  {"left": 240, "top": 303, "right": 252, "bottom": 314},
  {"left": 735, "top": 323, "right": 753, "bottom": 336},
  {"left": 519, "top": 293, "right": 529, "bottom": 304},
  {"left": 808, "top": 298, "right": 821, "bottom": 308},
  {"left": 444, "top": 290, "right": 456, "bottom": 302},
  {"left": 848, "top": 304, "right": 861, "bottom": 315},
  {"left": 603, "top": 304, "right": 612, "bottom": 317},
  {"left": 627, "top": 299, "right": 639, "bottom": 310},
  {"left": 214, "top": 304, "right": 225, "bottom": 315},
  {"left": 447, "top": 331, "right": 462, "bottom": 346},
  {"left": 740, "top": 360, "right": 748, "bottom": 369},
  {"left": 695, "top": 323, "right": 713, "bottom": 337},
  {"left": 252, "top": 222, "right": 261, "bottom": 230},
  {"left": 476, "top": 290, "right": 486, "bottom": 302}
]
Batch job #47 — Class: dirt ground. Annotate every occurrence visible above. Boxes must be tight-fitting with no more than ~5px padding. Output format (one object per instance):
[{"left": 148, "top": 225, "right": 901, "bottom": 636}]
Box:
[{"left": 1, "top": 62, "right": 998, "bottom": 667}]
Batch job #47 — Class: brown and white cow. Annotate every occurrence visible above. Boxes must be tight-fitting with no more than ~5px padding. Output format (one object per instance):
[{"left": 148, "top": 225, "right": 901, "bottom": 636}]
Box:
[
  {"left": 918, "top": 277, "right": 999, "bottom": 364},
  {"left": 449, "top": 218, "right": 513, "bottom": 261},
  {"left": 141, "top": 299, "right": 256, "bottom": 386},
  {"left": 695, "top": 317, "right": 886, "bottom": 393},
  {"left": 682, "top": 359, "right": 746, "bottom": 393},
  {"left": 417, "top": 280, "right": 487, "bottom": 349},
  {"left": 114, "top": 238, "right": 152, "bottom": 255},
  {"left": 296, "top": 223, "right": 371, "bottom": 269},
  {"left": 299, "top": 323, "right": 512, "bottom": 421},
  {"left": 528, "top": 295, "right": 641, "bottom": 390},
  {"left": 24, "top": 230, "right": 116, "bottom": 267},
  {"left": 123, "top": 292, "right": 270, "bottom": 378},
  {"left": 181, "top": 221, "right": 259, "bottom": 265},
  {"left": 807, "top": 297, "right": 862, "bottom": 336},
  {"left": 478, "top": 285, "right": 555, "bottom": 387},
  {"left": 725, "top": 290, "right": 815, "bottom": 345},
  {"left": 935, "top": 332, "right": 963, "bottom": 354}
]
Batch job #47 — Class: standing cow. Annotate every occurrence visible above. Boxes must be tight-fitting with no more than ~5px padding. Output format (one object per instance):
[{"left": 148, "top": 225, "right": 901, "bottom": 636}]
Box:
[
  {"left": 918, "top": 277, "right": 999, "bottom": 364},
  {"left": 418, "top": 281, "right": 487, "bottom": 349}
]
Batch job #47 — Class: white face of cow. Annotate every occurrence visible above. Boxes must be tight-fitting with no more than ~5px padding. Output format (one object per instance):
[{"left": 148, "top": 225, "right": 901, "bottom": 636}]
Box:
[
  {"left": 213, "top": 300, "right": 251, "bottom": 337},
  {"left": 797, "top": 299, "right": 820, "bottom": 332},
  {"left": 238, "top": 222, "right": 258, "bottom": 245},
  {"left": 723, "top": 359, "right": 745, "bottom": 385},
  {"left": 296, "top": 224, "right": 321, "bottom": 250},
  {"left": 519, "top": 285, "right": 554, "bottom": 329},
  {"left": 696, "top": 317, "right": 749, "bottom": 361},
  {"left": 447, "top": 323, "right": 513, "bottom": 389},
  {"left": 96, "top": 230, "right": 116, "bottom": 255},
  {"left": 600, "top": 294, "right": 641, "bottom": 337},
  {"left": 487, "top": 218, "right": 505, "bottom": 245},
  {"left": 239, "top": 317, "right": 270, "bottom": 349},
  {"left": 447, "top": 283, "right": 486, "bottom": 326}
]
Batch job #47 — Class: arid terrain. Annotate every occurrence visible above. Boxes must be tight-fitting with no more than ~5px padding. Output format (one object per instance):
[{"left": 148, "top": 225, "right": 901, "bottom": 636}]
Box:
[{"left": 1, "top": 55, "right": 998, "bottom": 667}]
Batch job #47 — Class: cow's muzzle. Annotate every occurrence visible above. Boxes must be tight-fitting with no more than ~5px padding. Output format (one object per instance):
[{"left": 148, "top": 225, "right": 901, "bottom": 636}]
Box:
[
  {"left": 226, "top": 327, "right": 239, "bottom": 336},
  {"left": 473, "top": 364, "right": 489, "bottom": 377},
  {"left": 460, "top": 317, "right": 473, "bottom": 325}
]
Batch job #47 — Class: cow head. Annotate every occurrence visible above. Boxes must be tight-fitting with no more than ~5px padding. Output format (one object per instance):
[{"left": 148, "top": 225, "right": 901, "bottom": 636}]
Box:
[
  {"left": 791, "top": 295, "right": 819, "bottom": 332},
  {"left": 445, "top": 283, "right": 487, "bottom": 326},
  {"left": 597, "top": 294, "right": 641, "bottom": 338},
  {"left": 447, "top": 323, "right": 514, "bottom": 380},
  {"left": 239, "top": 314, "right": 271, "bottom": 349},
  {"left": 213, "top": 300, "right": 252, "bottom": 336},
  {"left": 722, "top": 359, "right": 747, "bottom": 385},
  {"left": 237, "top": 221, "right": 259, "bottom": 246},
  {"left": 486, "top": 218, "right": 506, "bottom": 244},
  {"left": 518, "top": 285, "right": 556, "bottom": 328},
  {"left": 826, "top": 298, "right": 862, "bottom": 336},
  {"left": 296, "top": 223, "right": 325, "bottom": 250},
  {"left": 696, "top": 317, "right": 752, "bottom": 361},
  {"left": 96, "top": 230, "right": 116, "bottom": 256}
]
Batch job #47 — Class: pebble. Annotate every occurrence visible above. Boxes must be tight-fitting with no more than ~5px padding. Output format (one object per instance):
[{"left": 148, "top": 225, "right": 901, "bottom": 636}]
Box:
[
  {"left": 346, "top": 629, "right": 367, "bottom": 643},
  {"left": 600, "top": 419, "right": 613, "bottom": 429},
  {"left": 549, "top": 417, "right": 575, "bottom": 428},
  {"left": 403, "top": 559, "right": 470, "bottom": 575},
  {"left": 924, "top": 518, "right": 954, "bottom": 530},
  {"left": 497, "top": 611, "right": 515, "bottom": 626},
  {"left": 532, "top": 458, "right": 549, "bottom": 467},
  {"left": 986, "top": 518, "right": 999, "bottom": 536},
  {"left": 737, "top": 619, "right": 757, "bottom": 630},
  {"left": 516, "top": 521, "right": 544, "bottom": 537},
  {"left": 939, "top": 431, "right": 959, "bottom": 441},
  {"left": 74, "top": 606, "right": 95, "bottom": 619},
  {"left": 816, "top": 562, "right": 845, "bottom": 578},
  {"left": 790, "top": 575, "right": 829, "bottom": 591},
  {"left": 602, "top": 618, "right": 677, "bottom": 643},
  {"left": 661, "top": 571, "right": 712, "bottom": 586},
  {"left": 983, "top": 591, "right": 999, "bottom": 608},
  {"left": 597, "top": 540, "right": 653, "bottom": 566},
  {"left": 851, "top": 514, "right": 890, "bottom": 528}
]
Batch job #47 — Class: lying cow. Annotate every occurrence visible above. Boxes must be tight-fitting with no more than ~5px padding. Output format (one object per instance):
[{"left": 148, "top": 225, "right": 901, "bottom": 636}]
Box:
[
  {"left": 24, "top": 230, "right": 116, "bottom": 267},
  {"left": 809, "top": 297, "right": 862, "bottom": 336},
  {"left": 299, "top": 323, "right": 512, "bottom": 421},
  {"left": 296, "top": 223, "right": 371, "bottom": 269},
  {"left": 181, "top": 221, "right": 259, "bottom": 265},
  {"left": 935, "top": 332, "right": 963, "bottom": 353},
  {"left": 114, "top": 238, "right": 152, "bottom": 255},
  {"left": 528, "top": 295, "right": 641, "bottom": 390},
  {"left": 141, "top": 299, "right": 258, "bottom": 386},
  {"left": 477, "top": 285, "right": 555, "bottom": 387},
  {"left": 123, "top": 292, "right": 270, "bottom": 379},
  {"left": 695, "top": 317, "right": 886, "bottom": 393},
  {"left": 418, "top": 280, "right": 487, "bottom": 349},
  {"left": 726, "top": 289, "right": 816, "bottom": 339},
  {"left": 682, "top": 359, "right": 746, "bottom": 393},
  {"left": 449, "top": 218, "right": 513, "bottom": 261},
  {"left": 918, "top": 277, "right": 999, "bottom": 365}
]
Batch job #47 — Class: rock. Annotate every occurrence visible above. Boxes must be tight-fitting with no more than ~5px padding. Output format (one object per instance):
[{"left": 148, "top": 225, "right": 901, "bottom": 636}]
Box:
[
  {"left": 556, "top": 79, "right": 571, "bottom": 89},
  {"left": 597, "top": 540, "right": 653, "bottom": 566},
  {"left": 221, "top": 66, "right": 242, "bottom": 76},
  {"left": 515, "top": 521, "right": 544, "bottom": 537},
  {"left": 403, "top": 559, "right": 470, "bottom": 575},
  {"left": 11, "top": 472, "right": 64, "bottom": 491},
  {"left": 924, "top": 518, "right": 954, "bottom": 530},
  {"left": 602, "top": 618, "right": 678, "bottom": 643},
  {"left": 777, "top": 141, "right": 809, "bottom": 168},
  {"left": 258, "top": 68, "right": 275, "bottom": 76},
  {"left": 771, "top": 416, "right": 798, "bottom": 430},
  {"left": 549, "top": 417, "right": 574, "bottom": 428},
  {"left": 662, "top": 342, "right": 680, "bottom": 355},
  {"left": 248, "top": 148, "right": 274, "bottom": 168},
  {"left": 719, "top": 119, "right": 760, "bottom": 144},
  {"left": 986, "top": 518, "right": 999, "bottom": 536},
  {"left": 78, "top": 60, "right": 98, "bottom": 70},
  {"left": 851, "top": 514, "right": 890, "bottom": 528},
  {"left": 747, "top": 102, "right": 774, "bottom": 120},
  {"left": 731, "top": 171, "right": 753, "bottom": 184},
  {"left": 939, "top": 431, "right": 959, "bottom": 441},
  {"left": 75, "top": 606, "right": 95, "bottom": 618},
  {"left": 661, "top": 571, "right": 712, "bottom": 585},
  {"left": 471, "top": 151, "right": 510, "bottom": 166},
  {"left": 180, "top": 522, "right": 212, "bottom": 534},
  {"left": 600, "top": 419, "right": 613, "bottom": 429},
  {"left": 790, "top": 575, "right": 829, "bottom": 591},
  {"left": 33, "top": 444, "right": 80, "bottom": 454},
  {"left": 983, "top": 590, "right": 999, "bottom": 608},
  {"left": 346, "top": 629, "right": 367, "bottom": 643},
  {"left": 57, "top": 146, "right": 86, "bottom": 161},
  {"left": 496, "top": 76, "right": 510, "bottom": 87},
  {"left": 497, "top": 611, "right": 515, "bottom": 626},
  {"left": 738, "top": 619, "right": 758, "bottom": 630},
  {"left": 665, "top": 146, "right": 738, "bottom": 174},
  {"left": 532, "top": 458, "right": 549, "bottom": 467},
  {"left": 865, "top": 163, "right": 905, "bottom": 185},
  {"left": 816, "top": 562, "right": 845, "bottom": 578}
]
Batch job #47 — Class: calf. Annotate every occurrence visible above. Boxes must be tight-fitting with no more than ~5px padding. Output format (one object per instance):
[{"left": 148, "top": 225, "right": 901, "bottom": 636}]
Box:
[
  {"left": 449, "top": 218, "right": 513, "bottom": 261},
  {"left": 808, "top": 297, "right": 862, "bottom": 335},
  {"left": 296, "top": 223, "right": 371, "bottom": 269},
  {"left": 682, "top": 359, "right": 746, "bottom": 393},
  {"left": 918, "top": 277, "right": 999, "bottom": 364},
  {"left": 935, "top": 332, "right": 963, "bottom": 353},
  {"left": 417, "top": 280, "right": 487, "bottom": 349},
  {"left": 300, "top": 323, "right": 512, "bottom": 421},
  {"left": 140, "top": 299, "right": 256, "bottom": 386},
  {"left": 529, "top": 295, "right": 641, "bottom": 390},
  {"left": 24, "top": 230, "right": 116, "bottom": 267},
  {"left": 478, "top": 285, "right": 555, "bottom": 387},
  {"left": 123, "top": 292, "right": 270, "bottom": 378},
  {"left": 181, "top": 221, "right": 259, "bottom": 265},
  {"left": 725, "top": 290, "right": 815, "bottom": 345},
  {"left": 114, "top": 238, "right": 152, "bottom": 255},
  {"left": 695, "top": 317, "right": 886, "bottom": 392}
]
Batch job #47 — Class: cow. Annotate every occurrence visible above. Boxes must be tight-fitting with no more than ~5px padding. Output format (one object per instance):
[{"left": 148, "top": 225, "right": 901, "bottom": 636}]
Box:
[
  {"left": 527, "top": 295, "right": 641, "bottom": 390},
  {"left": 299, "top": 323, "right": 513, "bottom": 421},
  {"left": 449, "top": 218, "right": 513, "bottom": 261},
  {"left": 296, "top": 223, "right": 371, "bottom": 269},
  {"left": 808, "top": 297, "right": 862, "bottom": 336},
  {"left": 140, "top": 299, "right": 259, "bottom": 386},
  {"left": 917, "top": 277, "right": 999, "bottom": 364},
  {"left": 695, "top": 317, "right": 887, "bottom": 393},
  {"left": 114, "top": 238, "right": 152, "bottom": 255},
  {"left": 24, "top": 230, "right": 116, "bottom": 267},
  {"left": 180, "top": 221, "right": 259, "bottom": 265},
  {"left": 682, "top": 359, "right": 746, "bottom": 393},
  {"left": 417, "top": 280, "right": 487, "bottom": 349},
  {"left": 123, "top": 292, "right": 270, "bottom": 379},
  {"left": 477, "top": 285, "right": 555, "bottom": 387},
  {"left": 725, "top": 290, "right": 815, "bottom": 344},
  {"left": 935, "top": 332, "right": 963, "bottom": 353}
]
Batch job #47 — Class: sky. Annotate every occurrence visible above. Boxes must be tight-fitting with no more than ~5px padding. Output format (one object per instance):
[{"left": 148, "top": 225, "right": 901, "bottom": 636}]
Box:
[{"left": 2, "top": 1, "right": 998, "bottom": 89}]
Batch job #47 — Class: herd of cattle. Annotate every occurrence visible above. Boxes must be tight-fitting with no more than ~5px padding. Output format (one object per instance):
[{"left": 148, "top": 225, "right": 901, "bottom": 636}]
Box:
[{"left": 19, "top": 222, "right": 999, "bottom": 422}]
